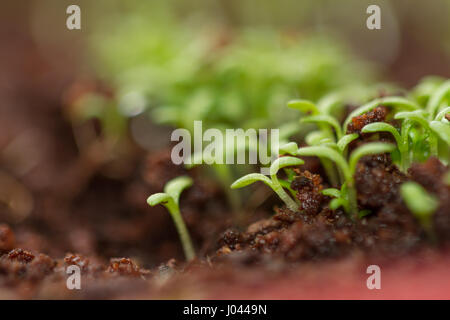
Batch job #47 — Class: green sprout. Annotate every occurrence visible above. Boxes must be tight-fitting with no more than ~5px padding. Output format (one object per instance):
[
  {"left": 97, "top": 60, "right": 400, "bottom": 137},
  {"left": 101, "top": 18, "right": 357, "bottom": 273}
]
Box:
[
  {"left": 361, "top": 121, "right": 411, "bottom": 171},
  {"left": 425, "top": 80, "right": 450, "bottom": 120},
  {"left": 430, "top": 107, "right": 450, "bottom": 146},
  {"left": 400, "top": 181, "right": 439, "bottom": 235},
  {"left": 147, "top": 176, "right": 195, "bottom": 261},
  {"left": 394, "top": 109, "right": 449, "bottom": 162},
  {"left": 288, "top": 99, "right": 360, "bottom": 186},
  {"left": 231, "top": 156, "right": 304, "bottom": 212},
  {"left": 298, "top": 142, "right": 396, "bottom": 219},
  {"left": 288, "top": 99, "right": 337, "bottom": 141},
  {"left": 412, "top": 76, "right": 447, "bottom": 106}
]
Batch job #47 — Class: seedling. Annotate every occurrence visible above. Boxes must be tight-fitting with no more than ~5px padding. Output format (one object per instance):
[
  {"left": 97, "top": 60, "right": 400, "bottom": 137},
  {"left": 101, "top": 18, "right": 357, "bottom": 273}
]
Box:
[
  {"left": 400, "top": 181, "right": 438, "bottom": 235},
  {"left": 304, "top": 131, "right": 359, "bottom": 186},
  {"left": 430, "top": 107, "right": 450, "bottom": 146},
  {"left": 426, "top": 79, "right": 450, "bottom": 120},
  {"left": 394, "top": 109, "right": 449, "bottom": 161},
  {"left": 298, "top": 142, "right": 396, "bottom": 219},
  {"left": 231, "top": 156, "right": 304, "bottom": 212},
  {"left": 288, "top": 98, "right": 361, "bottom": 186},
  {"left": 147, "top": 176, "right": 195, "bottom": 261},
  {"left": 412, "top": 76, "right": 446, "bottom": 106},
  {"left": 288, "top": 99, "right": 337, "bottom": 141},
  {"left": 322, "top": 184, "right": 350, "bottom": 213},
  {"left": 361, "top": 121, "right": 412, "bottom": 171}
]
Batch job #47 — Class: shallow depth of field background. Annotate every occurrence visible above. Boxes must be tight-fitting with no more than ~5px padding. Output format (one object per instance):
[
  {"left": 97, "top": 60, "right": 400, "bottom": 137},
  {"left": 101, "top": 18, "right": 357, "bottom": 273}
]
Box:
[{"left": 0, "top": 0, "right": 449, "bottom": 264}]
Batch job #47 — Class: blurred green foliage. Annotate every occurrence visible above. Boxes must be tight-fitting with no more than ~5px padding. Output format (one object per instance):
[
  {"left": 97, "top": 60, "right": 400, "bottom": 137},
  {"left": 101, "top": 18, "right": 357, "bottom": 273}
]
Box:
[{"left": 88, "top": 1, "right": 377, "bottom": 132}]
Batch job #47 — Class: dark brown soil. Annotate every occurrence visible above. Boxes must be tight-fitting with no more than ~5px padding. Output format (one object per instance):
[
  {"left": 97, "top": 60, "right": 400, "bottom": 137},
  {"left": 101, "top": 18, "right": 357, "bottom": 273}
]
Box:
[
  {"left": 215, "top": 153, "right": 449, "bottom": 265},
  {"left": 347, "top": 106, "right": 389, "bottom": 134}
]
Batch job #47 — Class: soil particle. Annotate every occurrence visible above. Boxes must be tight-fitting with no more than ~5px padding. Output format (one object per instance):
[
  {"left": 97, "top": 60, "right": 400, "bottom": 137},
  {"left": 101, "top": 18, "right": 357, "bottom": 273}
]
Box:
[
  {"left": 218, "top": 201, "right": 358, "bottom": 263},
  {"left": 408, "top": 157, "right": 447, "bottom": 194},
  {"left": 7, "top": 248, "right": 35, "bottom": 263},
  {"left": 219, "top": 228, "right": 243, "bottom": 250},
  {"left": 347, "top": 106, "right": 388, "bottom": 134},
  {"left": 291, "top": 170, "right": 325, "bottom": 215},
  {"left": 355, "top": 154, "right": 407, "bottom": 209},
  {"left": 107, "top": 258, "right": 149, "bottom": 278},
  {"left": 64, "top": 253, "right": 91, "bottom": 272},
  {"left": 353, "top": 154, "right": 424, "bottom": 254},
  {"left": 26, "top": 254, "right": 56, "bottom": 281},
  {"left": 158, "top": 258, "right": 179, "bottom": 278},
  {"left": 0, "top": 249, "right": 56, "bottom": 283}
]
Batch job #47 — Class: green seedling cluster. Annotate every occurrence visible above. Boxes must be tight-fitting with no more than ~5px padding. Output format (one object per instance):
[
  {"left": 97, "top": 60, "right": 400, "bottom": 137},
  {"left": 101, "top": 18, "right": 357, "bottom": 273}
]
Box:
[
  {"left": 147, "top": 176, "right": 195, "bottom": 261},
  {"left": 361, "top": 80, "right": 450, "bottom": 167},
  {"left": 147, "top": 77, "right": 448, "bottom": 255},
  {"left": 400, "top": 181, "right": 439, "bottom": 235},
  {"left": 79, "top": 4, "right": 384, "bottom": 213},
  {"left": 231, "top": 77, "right": 448, "bottom": 221},
  {"left": 92, "top": 22, "right": 375, "bottom": 132}
]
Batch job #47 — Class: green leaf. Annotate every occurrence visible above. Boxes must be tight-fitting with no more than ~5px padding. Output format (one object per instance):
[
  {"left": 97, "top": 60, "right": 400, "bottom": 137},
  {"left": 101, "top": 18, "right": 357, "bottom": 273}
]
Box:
[
  {"left": 317, "top": 92, "right": 343, "bottom": 115},
  {"left": 430, "top": 121, "right": 450, "bottom": 145},
  {"left": 400, "top": 182, "right": 438, "bottom": 219},
  {"left": 270, "top": 157, "right": 304, "bottom": 176},
  {"left": 164, "top": 176, "right": 193, "bottom": 204},
  {"left": 337, "top": 133, "right": 359, "bottom": 153},
  {"left": 426, "top": 80, "right": 450, "bottom": 120},
  {"left": 231, "top": 173, "right": 273, "bottom": 189},
  {"left": 434, "top": 107, "right": 450, "bottom": 121},
  {"left": 322, "top": 188, "right": 341, "bottom": 198},
  {"left": 395, "top": 110, "right": 430, "bottom": 129},
  {"left": 340, "top": 182, "right": 349, "bottom": 198},
  {"left": 361, "top": 122, "right": 402, "bottom": 146},
  {"left": 297, "top": 145, "right": 351, "bottom": 181},
  {"left": 279, "top": 179, "right": 298, "bottom": 199},
  {"left": 344, "top": 97, "right": 420, "bottom": 132},
  {"left": 330, "top": 198, "right": 347, "bottom": 211},
  {"left": 279, "top": 142, "right": 299, "bottom": 156},
  {"left": 287, "top": 99, "right": 319, "bottom": 115},
  {"left": 305, "top": 130, "right": 332, "bottom": 146},
  {"left": 301, "top": 114, "right": 343, "bottom": 139},
  {"left": 413, "top": 76, "right": 445, "bottom": 104},
  {"left": 147, "top": 193, "right": 172, "bottom": 206},
  {"left": 349, "top": 142, "right": 396, "bottom": 175}
]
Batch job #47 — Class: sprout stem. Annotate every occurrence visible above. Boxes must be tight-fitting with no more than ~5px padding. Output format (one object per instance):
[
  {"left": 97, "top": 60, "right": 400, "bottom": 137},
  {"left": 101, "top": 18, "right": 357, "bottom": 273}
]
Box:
[{"left": 167, "top": 205, "right": 196, "bottom": 261}]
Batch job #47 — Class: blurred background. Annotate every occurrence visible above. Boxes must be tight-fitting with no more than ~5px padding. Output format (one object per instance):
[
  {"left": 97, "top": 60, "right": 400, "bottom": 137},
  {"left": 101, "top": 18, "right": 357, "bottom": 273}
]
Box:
[{"left": 0, "top": 0, "right": 449, "bottom": 266}]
